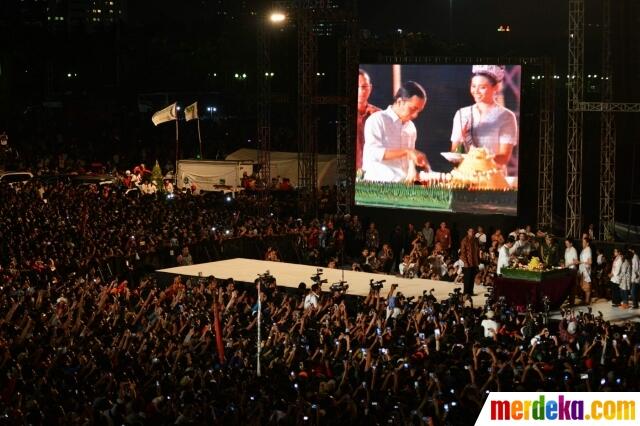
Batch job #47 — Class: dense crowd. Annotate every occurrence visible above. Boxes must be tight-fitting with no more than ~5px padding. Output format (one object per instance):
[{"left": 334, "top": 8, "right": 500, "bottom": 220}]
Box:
[{"left": 0, "top": 175, "right": 639, "bottom": 425}]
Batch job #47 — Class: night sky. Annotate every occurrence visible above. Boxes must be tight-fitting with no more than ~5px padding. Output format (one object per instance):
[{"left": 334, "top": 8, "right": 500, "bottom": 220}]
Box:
[{"left": 0, "top": 0, "right": 638, "bottom": 223}]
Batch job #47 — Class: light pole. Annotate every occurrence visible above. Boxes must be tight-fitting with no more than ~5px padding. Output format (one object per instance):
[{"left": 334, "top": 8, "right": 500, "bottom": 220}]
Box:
[
  {"left": 206, "top": 106, "right": 217, "bottom": 120},
  {"left": 258, "top": 9, "right": 287, "bottom": 191},
  {"left": 449, "top": 0, "right": 453, "bottom": 45},
  {"left": 270, "top": 12, "right": 286, "bottom": 24}
]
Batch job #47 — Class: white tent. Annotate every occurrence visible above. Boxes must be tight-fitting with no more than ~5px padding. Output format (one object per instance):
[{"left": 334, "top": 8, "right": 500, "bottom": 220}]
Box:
[{"left": 225, "top": 148, "right": 337, "bottom": 188}]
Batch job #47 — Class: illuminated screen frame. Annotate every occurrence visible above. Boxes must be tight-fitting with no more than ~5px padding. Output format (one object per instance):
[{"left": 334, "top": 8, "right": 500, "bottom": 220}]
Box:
[{"left": 355, "top": 64, "right": 521, "bottom": 215}]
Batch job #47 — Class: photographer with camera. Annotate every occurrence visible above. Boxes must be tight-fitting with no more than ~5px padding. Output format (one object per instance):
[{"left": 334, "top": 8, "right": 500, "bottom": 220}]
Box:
[
  {"left": 399, "top": 254, "right": 417, "bottom": 278},
  {"left": 368, "top": 279, "right": 386, "bottom": 309},
  {"left": 329, "top": 281, "right": 349, "bottom": 305}
]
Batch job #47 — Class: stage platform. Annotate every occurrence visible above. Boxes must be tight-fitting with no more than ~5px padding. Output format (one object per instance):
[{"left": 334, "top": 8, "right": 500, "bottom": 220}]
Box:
[
  {"left": 158, "top": 258, "right": 488, "bottom": 305},
  {"left": 549, "top": 297, "right": 640, "bottom": 323},
  {"left": 157, "top": 259, "right": 639, "bottom": 323}
]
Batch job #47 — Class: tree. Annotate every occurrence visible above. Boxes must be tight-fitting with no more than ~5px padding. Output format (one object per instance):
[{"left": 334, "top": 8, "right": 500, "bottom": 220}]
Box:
[{"left": 151, "top": 160, "right": 163, "bottom": 190}]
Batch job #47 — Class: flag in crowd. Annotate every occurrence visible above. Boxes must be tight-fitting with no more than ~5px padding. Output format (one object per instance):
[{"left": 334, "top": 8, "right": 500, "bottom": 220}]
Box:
[
  {"left": 151, "top": 102, "right": 178, "bottom": 126},
  {"left": 184, "top": 102, "right": 199, "bottom": 122}
]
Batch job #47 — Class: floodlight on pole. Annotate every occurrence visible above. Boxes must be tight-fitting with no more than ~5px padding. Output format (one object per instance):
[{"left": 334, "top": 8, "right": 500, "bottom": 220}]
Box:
[{"left": 269, "top": 12, "right": 286, "bottom": 24}]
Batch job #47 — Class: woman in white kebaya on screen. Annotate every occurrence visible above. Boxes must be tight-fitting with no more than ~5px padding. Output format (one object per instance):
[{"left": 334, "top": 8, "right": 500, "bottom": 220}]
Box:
[{"left": 450, "top": 65, "right": 518, "bottom": 170}]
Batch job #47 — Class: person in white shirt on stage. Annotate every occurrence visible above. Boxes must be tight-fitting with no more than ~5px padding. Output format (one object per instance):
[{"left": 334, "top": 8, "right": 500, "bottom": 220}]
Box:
[
  {"left": 362, "top": 81, "right": 429, "bottom": 182},
  {"left": 564, "top": 239, "right": 578, "bottom": 269},
  {"left": 564, "top": 238, "right": 579, "bottom": 306},
  {"left": 497, "top": 236, "right": 515, "bottom": 276},
  {"left": 618, "top": 251, "right": 632, "bottom": 309},
  {"left": 629, "top": 247, "right": 640, "bottom": 309},
  {"left": 609, "top": 248, "right": 624, "bottom": 307},
  {"left": 475, "top": 226, "right": 487, "bottom": 250},
  {"left": 577, "top": 238, "right": 592, "bottom": 305},
  {"left": 596, "top": 249, "right": 606, "bottom": 268}
]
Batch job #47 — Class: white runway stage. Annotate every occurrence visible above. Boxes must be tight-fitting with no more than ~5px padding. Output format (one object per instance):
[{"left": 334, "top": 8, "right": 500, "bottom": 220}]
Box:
[
  {"left": 158, "top": 258, "right": 488, "bottom": 304},
  {"left": 158, "top": 259, "right": 639, "bottom": 322}
]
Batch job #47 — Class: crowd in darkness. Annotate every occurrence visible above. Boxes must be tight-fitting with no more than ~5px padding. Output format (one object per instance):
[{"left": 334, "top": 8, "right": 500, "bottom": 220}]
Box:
[{"left": 0, "top": 173, "right": 639, "bottom": 425}]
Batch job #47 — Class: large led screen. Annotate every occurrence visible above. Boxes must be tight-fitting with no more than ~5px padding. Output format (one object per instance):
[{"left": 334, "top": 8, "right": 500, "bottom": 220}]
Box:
[{"left": 355, "top": 64, "right": 521, "bottom": 215}]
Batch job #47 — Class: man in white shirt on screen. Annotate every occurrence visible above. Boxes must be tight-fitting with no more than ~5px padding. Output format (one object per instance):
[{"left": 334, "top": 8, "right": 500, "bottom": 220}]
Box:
[{"left": 362, "top": 81, "right": 430, "bottom": 182}]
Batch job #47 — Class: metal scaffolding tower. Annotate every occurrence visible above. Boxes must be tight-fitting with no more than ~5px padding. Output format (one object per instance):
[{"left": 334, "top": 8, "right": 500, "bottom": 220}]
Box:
[
  {"left": 566, "top": 0, "right": 639, "bottom": 239},
  {"left": 295, "top": 0, "right": 357, "bottom": 215},
  {"left": 537, "top": 59, "right": 555, "bottom": 231},
  {"left": 297, "top": 0, "right": 318, "bottom": 214},
  {"left": 598, "top": 0, "right": 615, "bottom": 240},
  {"left": 336, "top": 2, "right": 358, "bottom": 215},
  {"left": 566, "top": 0, "right": 585, "bottom": 238}
]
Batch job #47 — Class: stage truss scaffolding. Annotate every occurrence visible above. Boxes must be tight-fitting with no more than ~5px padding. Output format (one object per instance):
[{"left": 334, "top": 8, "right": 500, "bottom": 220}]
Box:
[
  {"left": 336, "top": 1, "right": 358, "bottom": 215},
  {"left": 297, "top": 0, "right": 318, "bottom": 214},
  {"left": 567, "top": 0, "right": 640, "bottom": 240},
  {"left": 295, "top": 0, "right": 357, "bottom": 215},
  {"left": 598, "top": 0, "right": 615, "bottom": 241},
  {"left": 537, "top": 59, "right": 555, "bottom": 231},
  {"left": 566, "top": 0, "right": 585, "bottom": 239}
]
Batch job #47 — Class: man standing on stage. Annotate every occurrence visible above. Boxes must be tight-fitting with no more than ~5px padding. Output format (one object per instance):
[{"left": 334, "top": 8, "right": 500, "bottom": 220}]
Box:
[
  {"left": 564, "top": 239, "right": 578, "bottom": 269},
  {"left": 629, "top": 247, "right": 639, "bottom": 309},
  {"left": 497, "top": 236, "right": 515, "bottom": 276},
  {"left": 435, "top": 222, "right": 452, "bottom": 252},
  {"left": 564, "top": 238, "right": 579, "bottom": 306},
  {"left": 460, "top": 228, "right": 479, "bottom": 296},
  {"left": 421, "top": 221, "right": 434, "bottom": 249}
]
